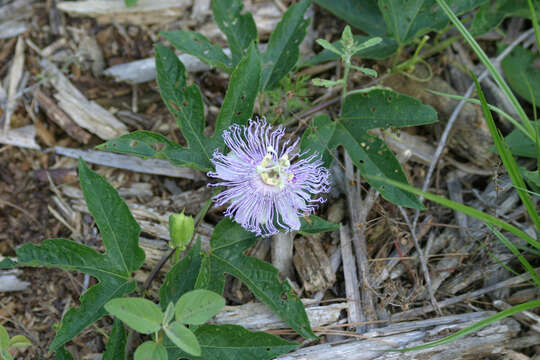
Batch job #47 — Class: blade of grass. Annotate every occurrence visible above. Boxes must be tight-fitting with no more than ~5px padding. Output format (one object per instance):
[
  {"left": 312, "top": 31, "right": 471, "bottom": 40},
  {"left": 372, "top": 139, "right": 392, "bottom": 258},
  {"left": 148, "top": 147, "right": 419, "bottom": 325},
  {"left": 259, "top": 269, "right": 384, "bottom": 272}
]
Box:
[
  {"left": 394, "top": 299, "right": 540, "bottom": 352},
  {"left": 472, "top": 74, "right": 540, "bottom": 234},
  {"left": 478, "top": 240, "right": 521, "bottom": 278},
  {"left": 435, "top": 0, "right": 534, "bottom": 138},
  {"left": 487, "top": 224, "right": 539, "bottom": 287},
  {"left": 514, "top": 243, "right": 540, "bottom": 256},
  {"left": 523, "top": 72, "right": 540, "bottom": 173}
]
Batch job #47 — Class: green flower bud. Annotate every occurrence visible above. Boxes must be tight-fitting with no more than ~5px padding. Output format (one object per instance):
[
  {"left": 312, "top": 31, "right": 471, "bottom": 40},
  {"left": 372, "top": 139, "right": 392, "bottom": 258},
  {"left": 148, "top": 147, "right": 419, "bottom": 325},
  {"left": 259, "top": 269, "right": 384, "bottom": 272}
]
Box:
[{"left": 169, "top": 211, "right": 194, "bottom": 250}]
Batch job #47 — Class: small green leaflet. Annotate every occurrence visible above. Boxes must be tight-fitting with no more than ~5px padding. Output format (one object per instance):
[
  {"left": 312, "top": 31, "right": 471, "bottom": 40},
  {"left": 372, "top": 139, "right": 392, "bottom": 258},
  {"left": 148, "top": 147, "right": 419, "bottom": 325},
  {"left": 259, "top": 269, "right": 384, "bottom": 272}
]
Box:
[
  {"left": 0, "top": 349, "right": 12, "bottom": 360},
  {"left": 0, "top": 326, "right": 8, "bottom": 350},
  {"left": 195, "top": 219, "right": 317, "bottom": 339},
  {"left": 165, "top": 324, "right": 298, "bottom": 360},
  {"left": 135, "top": 341, "right": 167, "bottom": 360},
  {"left": 299, "top": 216, "right": 339, "bottom": 234},
  {"left": 175, "top": 289, "right": 225, "bottom": 325},
  {"left": 97, "top": 44, "right": 261, "bottom": 172},
  {"left": 163, "top": 303, "right": 175, "bottom": 325},
  {"left": 164, "top": 321, "right": 201, "bottom": 357},
  {"left": 105, "top": 298, "right": 163, "bottom": 334},
  {"left": 8, "top": 159, "right": 145, "bottom": 350}
]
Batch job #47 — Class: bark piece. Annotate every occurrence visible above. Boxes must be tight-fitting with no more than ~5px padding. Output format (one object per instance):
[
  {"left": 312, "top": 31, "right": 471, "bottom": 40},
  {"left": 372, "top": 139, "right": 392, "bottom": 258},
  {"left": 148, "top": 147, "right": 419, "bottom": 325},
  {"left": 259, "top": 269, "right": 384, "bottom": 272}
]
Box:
[
  {"left": 3, "top": 36, "right": 25, "bottom": 132},
  {"left": 0, "top": 125, "right": 39, "bottom": 149},
  {"left": 41, "top": 59, "right": 127, "bottom": 140},
  {"left": 0, "top": 21, "right": 27, "bottom": 39},
  {"left": 340, "top": 224, "right": 362, "bottom": 329},
  {"left": 277, "top": 316, "right": 520, "bottom": 359},
  {"left": 34, "top": 88, "right": 92, "bottom": 144},
  {"left": 57, "top": 0, "right": 192, "bottom": 25},
  {"left": 213, "top": 301, "right": 347, "bottom": 331},
  {"left": 294, "top": 236, "right": 335, "bottom": 293},
  {"left": 54, "top": 146, "right": 202, "bottom": 180},
  {"left": 0, "top": 269, "right": 30, "bottom": 292},
  {"left": 272, "top": 232, "right": 295, "bottom": 279}
]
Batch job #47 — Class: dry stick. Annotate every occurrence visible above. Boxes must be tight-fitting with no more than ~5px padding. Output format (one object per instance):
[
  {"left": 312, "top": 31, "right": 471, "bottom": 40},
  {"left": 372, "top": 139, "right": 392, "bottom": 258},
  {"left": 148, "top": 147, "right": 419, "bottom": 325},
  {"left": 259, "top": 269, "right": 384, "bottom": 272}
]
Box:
[
  {"left": 399, "top": 206, "right": 441, "bottom": 315},
  {"left": 340, "top": 224, "right": 363, "bottom": 331},
  {"left": 33, "top": 88, "right": 92, "bottom": 144},
  {"left": 344, "top": 153, "right": 379, "bottom": 332},
  {"left": 272, "top": 232, "right": 295, "bottom": 279},
  {"left": 390, "top": 267, "right": 540, "bottom": 321},
  {"left": 3, "top": 36, "right": 24, "bottom": 133}
]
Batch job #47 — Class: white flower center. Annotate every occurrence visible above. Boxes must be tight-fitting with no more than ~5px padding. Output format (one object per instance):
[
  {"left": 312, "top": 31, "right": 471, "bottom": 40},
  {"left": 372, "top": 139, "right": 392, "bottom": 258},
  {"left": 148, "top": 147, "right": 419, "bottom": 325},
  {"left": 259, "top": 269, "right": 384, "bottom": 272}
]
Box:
[{"left": 256, "top": 146, "right": 293, "bottom": 189}]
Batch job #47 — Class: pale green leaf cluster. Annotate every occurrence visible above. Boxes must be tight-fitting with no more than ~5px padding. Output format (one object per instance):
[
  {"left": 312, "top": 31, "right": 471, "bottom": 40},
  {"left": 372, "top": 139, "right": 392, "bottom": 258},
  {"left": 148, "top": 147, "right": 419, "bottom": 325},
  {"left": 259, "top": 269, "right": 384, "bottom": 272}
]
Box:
[
  {"left": 0, "top": 325, "right": 31, "bottom": 360},
  {"left": 105, "top": 289, "right": 225, "bottom": 359}
]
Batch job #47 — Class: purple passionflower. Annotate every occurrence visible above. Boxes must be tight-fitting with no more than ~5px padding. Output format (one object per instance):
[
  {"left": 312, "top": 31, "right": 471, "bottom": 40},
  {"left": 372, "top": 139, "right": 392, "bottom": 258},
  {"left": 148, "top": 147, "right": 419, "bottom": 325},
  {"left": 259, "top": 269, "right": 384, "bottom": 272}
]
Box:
[{"left": 207, "top": 119, "right": 330, "bottom": 236}]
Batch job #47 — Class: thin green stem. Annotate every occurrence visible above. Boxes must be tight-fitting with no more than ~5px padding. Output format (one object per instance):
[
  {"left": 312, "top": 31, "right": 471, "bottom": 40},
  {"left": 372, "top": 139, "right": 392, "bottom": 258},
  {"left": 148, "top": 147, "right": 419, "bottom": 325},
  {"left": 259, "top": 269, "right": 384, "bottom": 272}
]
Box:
[
  {"left": 340, "top": 60, "right": 351, "bottom": 105},
  {"left": 395, "top": 35, "right": 459, "bottom": 74},
  {"left": 391, "top": 45, "right": 404, "bottom": 70}
]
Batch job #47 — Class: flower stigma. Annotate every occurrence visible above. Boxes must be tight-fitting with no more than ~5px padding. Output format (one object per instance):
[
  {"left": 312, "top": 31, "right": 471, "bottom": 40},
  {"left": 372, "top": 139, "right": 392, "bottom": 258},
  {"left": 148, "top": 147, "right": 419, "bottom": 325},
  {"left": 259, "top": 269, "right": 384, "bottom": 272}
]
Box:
[{"left": 256, "top": 146, "right": 294, "bottom": 189}]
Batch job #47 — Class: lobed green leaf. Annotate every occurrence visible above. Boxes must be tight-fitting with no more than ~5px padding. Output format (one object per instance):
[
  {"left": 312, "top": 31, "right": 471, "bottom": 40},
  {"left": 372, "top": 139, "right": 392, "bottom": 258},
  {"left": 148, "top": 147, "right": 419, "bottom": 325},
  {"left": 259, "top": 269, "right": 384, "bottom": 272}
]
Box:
[
  {"left": 165, "top": 324, "right": 298, "bottom": 359},
  {"left": 54, "top": 347, "right": 74, "bottom": 360},
  {"left": 313, "top": 0, "right": 387, "bottom": 36},
  {"left": 262, "top": 0, "right": 311, "bottom": 89},
  {"left": 159, "top": 240, "right": 203, "bottom": 311},
  {"left": 340, "top": 90, "right": 438, "bottom": 130},
  {"left": 99, "top": 43, "right": 260, "bottom": 172},
  {"left": 11, "top": 159, "right": 145, "bottom": 350},
  {"left": 102, "top": 319, "right": 126, "bottom": 360},
  {"left": 299, "top": 216, "right": 339, "bottom": 234},
  {"left": 301, "top": 100, "right": 432, "bottom": 209},
  {"left": 196, "top": 219, "right": 316, "bottom": 339},
  {"left": 211, "top": 0, "right": 257, "bottom": 66},
  {"left": 161, "top": 30, "right": 233, "bottom": 73},
  {"left": 501, "top": 45, "right": 540, "bottom": 107},
  {"left": 214, "top": 44, "right": 261, "bottom": 137},
  {"left": 378, "top": 0, "right": 485, "bottom": 45}
]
